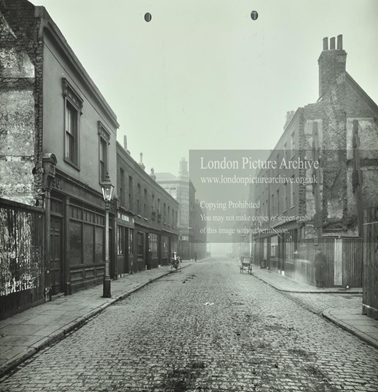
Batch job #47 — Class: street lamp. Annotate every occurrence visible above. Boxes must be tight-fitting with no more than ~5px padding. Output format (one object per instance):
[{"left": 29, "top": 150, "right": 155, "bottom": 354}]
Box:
[{"left": 101, "top": 172, "right": 114, "bottom": 298}]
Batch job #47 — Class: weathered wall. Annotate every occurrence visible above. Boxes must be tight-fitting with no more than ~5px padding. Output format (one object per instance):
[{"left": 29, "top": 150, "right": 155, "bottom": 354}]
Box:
[
  {"left": 0, "top": 0, "right": 43, "bottom": 206},
  {"left": 42, "top": 31, "right": 117, "bottom": 194}
]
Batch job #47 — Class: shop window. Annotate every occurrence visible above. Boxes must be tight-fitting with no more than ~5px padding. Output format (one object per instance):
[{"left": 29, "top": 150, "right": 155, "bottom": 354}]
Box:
[
  {"left": 128, "top": 230, "right": 134, "bottom": 255},
  {"left": 271, "top": 235, "right": 278, "bottom": 258},
  {"left": 150, "top": 233, "right": 158, "bottom": 257},
  {"left": 69, "top": 221, "right": 82, "bottom": 265},
  {"left": 95, "top": 227, "right": 104, "bottom": 263},
  {"left": 137, "top": 232, "right": 144, "bottom": 258},
  {"left": 117, "top": 226, "right": 124, "bottom": 255},
  {"left": 83, "top": 225, "right": 94, "bottom": 264}
]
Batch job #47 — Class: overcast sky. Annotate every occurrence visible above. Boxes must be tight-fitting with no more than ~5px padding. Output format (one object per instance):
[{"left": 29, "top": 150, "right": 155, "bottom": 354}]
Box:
[{"left": 30, "top": 0, "right": 378, "bottom": 175}]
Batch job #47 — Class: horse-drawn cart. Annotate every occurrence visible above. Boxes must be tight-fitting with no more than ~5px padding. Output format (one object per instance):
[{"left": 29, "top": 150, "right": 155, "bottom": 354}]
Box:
[{"left": 239, "top": 256, "right": 253, "bottom": 274}]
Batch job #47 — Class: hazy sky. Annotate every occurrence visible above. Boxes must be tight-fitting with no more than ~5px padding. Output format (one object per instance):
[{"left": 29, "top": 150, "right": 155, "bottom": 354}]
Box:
[{"left": 30, "top": 0, "right": 378, "bottom": 175}]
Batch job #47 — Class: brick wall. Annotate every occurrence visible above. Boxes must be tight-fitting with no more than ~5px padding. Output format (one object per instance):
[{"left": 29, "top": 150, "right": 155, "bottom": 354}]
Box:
[{"left": 0, "top": 0, "right": 43, "bottom": 206}]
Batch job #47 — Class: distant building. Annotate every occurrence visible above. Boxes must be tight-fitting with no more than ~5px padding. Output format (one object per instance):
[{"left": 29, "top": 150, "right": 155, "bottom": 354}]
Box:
[
  {"left": 116, "top": 141, "right": 179, "bottom": 274},
  {"left": 155, "top": 158, "right": 207, "bottom": 260},
  {"left": 252, "top": 35, "right": 378, "bottom": 287}
]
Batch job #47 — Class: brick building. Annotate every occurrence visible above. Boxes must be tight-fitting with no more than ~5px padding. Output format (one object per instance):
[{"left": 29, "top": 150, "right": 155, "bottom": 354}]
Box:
[
  {"left": 252, "top": 35, "right": 378, "bottom": 287},
  {"left": 116, "top": 140, "right": 179, "bottom": 275},
  {"left": 155, "top": 159, "right": 207, "bottom": 260},
  {"left": 0, "top": 0, "right": 119, "bottom": 316}
]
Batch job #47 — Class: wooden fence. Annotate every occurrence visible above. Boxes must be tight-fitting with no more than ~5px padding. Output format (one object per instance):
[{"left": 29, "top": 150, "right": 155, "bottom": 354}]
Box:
[
  {"left": 0, "top": 198, "right": 45, "bottom": 319},
  {"left": 363, "top": 207, "right": 378, "bottom": 320},
  {"left": 290, "top": 237, "right": 362, "bottom": 288}
]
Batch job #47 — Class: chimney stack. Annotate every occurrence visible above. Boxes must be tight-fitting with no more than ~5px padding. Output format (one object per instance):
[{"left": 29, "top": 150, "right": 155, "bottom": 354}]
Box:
[
  {"left": 179, "top": 157, "right": 188, "bottom": 177},
  {"left": 323, "top": 37, "right": 328, "bottom": 51},
  {"left": 337, "top": 34, "right": 343, "bottom": 50},
  {"left": 122, "top": 135, "right": 131, "bottom": 155},
  {"left": 318, "top": 34, "right": 346, "bottom": 98},
  {"left": 150, "top": 168, "right": 156, "bottom": 181},
  {"left": 330, "top": 37, "right": 335, "bottom": 50},
  {"left": 139, "top": 153, "right": 145, "bottom": 171},
  {"left": 283, "top": 110, "right": 295, "bottom": 130}
]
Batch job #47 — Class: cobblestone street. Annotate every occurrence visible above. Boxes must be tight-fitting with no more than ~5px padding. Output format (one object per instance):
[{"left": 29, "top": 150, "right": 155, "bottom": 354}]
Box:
[{"left": 1, "top": 258, "right": 378, "bottom": 392}]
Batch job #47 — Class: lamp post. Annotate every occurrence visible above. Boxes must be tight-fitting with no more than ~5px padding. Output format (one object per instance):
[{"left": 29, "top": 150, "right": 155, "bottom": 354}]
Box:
[{"left": 101, "top": 172, "right": 114, "bottom": 298}]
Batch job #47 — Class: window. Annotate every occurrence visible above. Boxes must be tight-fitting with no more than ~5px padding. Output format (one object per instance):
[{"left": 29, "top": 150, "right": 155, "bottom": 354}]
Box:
[
  {"left": 157, "top": 198, "right": 161, "bottom": 213},
  {"left": 137, "top": 184, "right": 141, "bottom": 214},
  {"left": 290, "top": 175, "right": 295, "bottom": 207},
  {"left": 65, "top": 102, "right": 78, "bottom": 164},
  {"left": 168, "top": 206, "right": 170, "bottom": 225},
  {"left": 63, "top": 79, "right": 83, "bottom": 168},
  {"left": 291, "top": 132, "right": 295, "bottom": 158},
  {"left": 277, "top": 189, "right": 280, "bottom": 215},
  {"left": 164, "top": 203, "right": 166, "bottom": 223},
  {"left": 152, "top": 194, "right": 155, "bottom": 211},
  {"left": 144, "top": 189, "right": 147, "bottom": 217},
  {"left": 129, "top": 176, "right": 133, "bottom": 211},
  {"left": 120, "top": 168, "right": 125, "bottom": 206},
  {"left": 98, "top": 122, "right": 110, "bottom": 183},
  {"left": 271, "top": 235, "right": 278, "bottom": 258}
]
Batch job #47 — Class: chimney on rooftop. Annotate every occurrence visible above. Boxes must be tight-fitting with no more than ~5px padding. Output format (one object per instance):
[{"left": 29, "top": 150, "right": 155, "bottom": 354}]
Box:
[
  {"left": 123, "top": 135, "right": 131, "bottom": 155},
  {"left": 150, "top": 168, "right": 156, "bottom": 181},
  {"left": 179, "top": 157, "right": 188, "bottom": 177},
  {"left": 283, "top": 110, "right": 295, "bottom": 130},
  {"left": 139, "top": 153, "right": 145, "bottom": 171},
  {"left": 318, "top": 34, "right": 347, "bottom": 98}
]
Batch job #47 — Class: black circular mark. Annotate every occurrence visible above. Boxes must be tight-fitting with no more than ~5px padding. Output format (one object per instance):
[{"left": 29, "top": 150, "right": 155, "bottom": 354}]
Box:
[
  {"left": 251, "top": 10, "right": 258, "bottom": 20},
  {"left": 144, "top": 13, "right": 152, "bottom": 22}
]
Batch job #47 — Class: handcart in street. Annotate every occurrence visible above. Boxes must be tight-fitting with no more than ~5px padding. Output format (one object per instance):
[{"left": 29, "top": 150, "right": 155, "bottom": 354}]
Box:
[{"left": 239, "top": 256, "right": 253, "bottom": 274}]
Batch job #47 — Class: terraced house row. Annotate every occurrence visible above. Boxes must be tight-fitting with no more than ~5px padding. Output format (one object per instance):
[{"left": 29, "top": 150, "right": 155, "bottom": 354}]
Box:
[{"left": 0, "top": 0, "right": 204, "bottom": 319}]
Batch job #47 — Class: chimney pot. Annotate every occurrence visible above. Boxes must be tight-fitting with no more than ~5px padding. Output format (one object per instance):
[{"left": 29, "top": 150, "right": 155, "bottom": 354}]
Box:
[
  {"left": 123, "top": 135, "right": 127, "bottom": 150},
  {"left": 337, "top": 34, "right": 343, "bottom": 50},
  {"left": 330, "top": 37, "right": 336, "bottom": 50},
  {"left": 323, "top": 37, "right": 328, "bottom": 50}
]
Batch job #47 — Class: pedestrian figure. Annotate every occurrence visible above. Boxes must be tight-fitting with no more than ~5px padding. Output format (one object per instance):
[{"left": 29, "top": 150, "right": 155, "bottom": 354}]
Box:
[
  {"left": 314, "top": 249, "right": 326, "bottom": 288},
  {"left": 194, "top": 251, "right": 197, "bottom": 262}
]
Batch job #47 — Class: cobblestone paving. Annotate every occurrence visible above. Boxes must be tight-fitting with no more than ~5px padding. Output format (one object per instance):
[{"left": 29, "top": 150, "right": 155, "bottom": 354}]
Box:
[{"left": 1, "top": 258, "right": 378, "bottom": 392}]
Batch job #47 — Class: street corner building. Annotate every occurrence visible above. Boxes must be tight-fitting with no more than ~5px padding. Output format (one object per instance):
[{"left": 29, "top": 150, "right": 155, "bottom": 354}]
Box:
[
  {"left": 155, "top": 158, "right": 208, "bottom": 261},
  {"left": 251, "top": 35, "right": 378, "bottom": 294},
  {"left": 0, "top": 0, "right": 179, "bottom": 319}
]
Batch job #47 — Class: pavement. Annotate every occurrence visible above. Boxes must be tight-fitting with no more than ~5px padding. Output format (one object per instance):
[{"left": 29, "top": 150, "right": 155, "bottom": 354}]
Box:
[
  {"left": 0, "top": 259, "right": 203, "bottom": 378},
  {"left": 252, "top": 266, "right": 378, "bottom": 350},
  {"left": 2, "top": 257, "right": 378, "bottom": 391}
]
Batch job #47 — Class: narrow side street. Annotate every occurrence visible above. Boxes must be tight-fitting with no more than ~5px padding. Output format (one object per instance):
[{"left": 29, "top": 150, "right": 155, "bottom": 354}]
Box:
[{"left": 1, "top": 258, "right": 377, "bottom": 392}]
